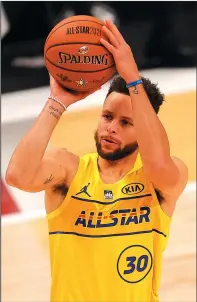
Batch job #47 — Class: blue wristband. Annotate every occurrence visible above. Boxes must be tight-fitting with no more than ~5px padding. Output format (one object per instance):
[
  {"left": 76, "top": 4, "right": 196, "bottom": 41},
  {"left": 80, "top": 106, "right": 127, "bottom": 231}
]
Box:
[{"left": 126, "top": 79, "right": 143, "bottom": 88}]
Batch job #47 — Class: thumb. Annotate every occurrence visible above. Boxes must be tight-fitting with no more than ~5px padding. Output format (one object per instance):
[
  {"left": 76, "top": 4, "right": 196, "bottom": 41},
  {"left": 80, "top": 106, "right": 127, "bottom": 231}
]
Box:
[{"left": 49, "top": 74, "right": 56, "bottom": 86}]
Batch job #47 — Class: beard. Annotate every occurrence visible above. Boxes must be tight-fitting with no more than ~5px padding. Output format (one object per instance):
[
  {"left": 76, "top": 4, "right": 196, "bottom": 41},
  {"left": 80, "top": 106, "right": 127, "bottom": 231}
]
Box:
[{"left": 94, "top": 130, "right": 138, "bottom": 161}]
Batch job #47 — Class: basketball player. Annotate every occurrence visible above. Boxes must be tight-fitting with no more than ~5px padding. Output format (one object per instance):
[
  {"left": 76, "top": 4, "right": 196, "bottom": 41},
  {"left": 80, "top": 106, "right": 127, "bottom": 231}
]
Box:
[{"left": 6, "top": 20, "right": 188, "bottom": 302}]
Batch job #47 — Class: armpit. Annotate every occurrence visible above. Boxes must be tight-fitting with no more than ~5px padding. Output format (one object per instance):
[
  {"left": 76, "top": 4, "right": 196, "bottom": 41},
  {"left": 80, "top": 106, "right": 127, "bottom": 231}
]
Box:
[
  {"left": 53, "top": 183, "right": 68, "bottom": 197},
  {"left": 155, "top": 188, "right": 165, "bottom": 204}
]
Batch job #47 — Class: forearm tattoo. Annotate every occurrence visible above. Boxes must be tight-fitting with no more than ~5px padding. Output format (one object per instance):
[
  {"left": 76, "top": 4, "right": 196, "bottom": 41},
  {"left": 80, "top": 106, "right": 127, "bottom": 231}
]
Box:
[{"left": 44, "top": 174, "right": 54, "bottom": 184}]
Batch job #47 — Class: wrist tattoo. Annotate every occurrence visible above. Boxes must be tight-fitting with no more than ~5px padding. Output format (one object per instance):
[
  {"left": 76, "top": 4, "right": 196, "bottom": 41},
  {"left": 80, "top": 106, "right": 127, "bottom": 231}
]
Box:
[
  {"left": 132, "top": 86, "right": 139, "bottom": 94},
  {"left": 44, "top": 174, "right": 54, "bottom": 184},
  {"left": 48, "top": 105, "right": 62, "bottom": 120}
]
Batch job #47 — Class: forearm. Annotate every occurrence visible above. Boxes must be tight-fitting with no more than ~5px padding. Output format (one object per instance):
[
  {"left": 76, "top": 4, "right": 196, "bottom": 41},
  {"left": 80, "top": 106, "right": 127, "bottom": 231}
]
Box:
[
  {"left": 6, "top": 98, "right": 65, "bottom": 183},
  {"left": 128, "top": 83, "right": 171, "bottom": 168},
  {"left": 101, "top": 19, "right": 170, "bottom": 165}
]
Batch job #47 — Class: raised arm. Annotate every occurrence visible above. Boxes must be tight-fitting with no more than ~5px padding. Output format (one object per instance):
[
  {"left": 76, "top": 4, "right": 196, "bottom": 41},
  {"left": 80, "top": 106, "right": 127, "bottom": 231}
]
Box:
[
  {"left": 6, "top": 76, "right": 98, "bottom": 192},
  {"left": 100, "top": 20, "right": 188, "bottom": 212}
]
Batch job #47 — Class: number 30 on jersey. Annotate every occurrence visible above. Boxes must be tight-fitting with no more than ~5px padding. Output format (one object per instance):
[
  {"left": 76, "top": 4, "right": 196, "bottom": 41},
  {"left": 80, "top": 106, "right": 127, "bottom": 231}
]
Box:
[{"left": 117, "top": 245, "right": 153, "bottom": 283}]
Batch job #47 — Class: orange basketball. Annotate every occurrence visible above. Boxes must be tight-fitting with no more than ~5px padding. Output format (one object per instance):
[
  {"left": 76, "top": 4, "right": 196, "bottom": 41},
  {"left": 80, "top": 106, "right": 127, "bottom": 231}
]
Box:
[{"left": 44, "top": 15, "right": 116, "bottom": 91}]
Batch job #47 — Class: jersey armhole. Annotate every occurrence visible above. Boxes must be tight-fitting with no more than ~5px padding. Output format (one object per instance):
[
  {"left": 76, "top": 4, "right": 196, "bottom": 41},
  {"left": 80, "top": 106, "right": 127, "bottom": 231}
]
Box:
[
  {"left": 46, "top": 156, "right": 85, "bottom": 220},
  {"left": 150, "top": 185, "right": 172, "bottom": 223}
]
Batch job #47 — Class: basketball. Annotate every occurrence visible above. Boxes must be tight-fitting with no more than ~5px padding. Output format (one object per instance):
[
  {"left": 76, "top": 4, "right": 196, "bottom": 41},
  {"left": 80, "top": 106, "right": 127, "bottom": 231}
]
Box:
[{"left": 44, "top": 15, "right": 116, "bottom": 91}]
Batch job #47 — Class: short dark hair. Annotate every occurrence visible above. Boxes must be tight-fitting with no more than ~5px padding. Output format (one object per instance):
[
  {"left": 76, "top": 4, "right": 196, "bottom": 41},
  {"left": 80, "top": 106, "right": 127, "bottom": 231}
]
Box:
[{"left": 106, "top": 75, "right": 165, "bottom": 114}]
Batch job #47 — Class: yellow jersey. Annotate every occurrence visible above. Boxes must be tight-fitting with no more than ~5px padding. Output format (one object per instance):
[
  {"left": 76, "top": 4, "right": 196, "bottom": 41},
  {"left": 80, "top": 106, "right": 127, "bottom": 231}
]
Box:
[{"left": 47, "top": 152, "right": 171, "bottom": 302}]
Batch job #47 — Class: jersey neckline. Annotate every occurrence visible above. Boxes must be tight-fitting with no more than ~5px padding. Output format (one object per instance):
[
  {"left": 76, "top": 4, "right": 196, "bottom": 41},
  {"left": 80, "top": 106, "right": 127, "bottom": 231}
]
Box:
[{"left": 92, "top": 152, "right": 143, "bottom": 186}]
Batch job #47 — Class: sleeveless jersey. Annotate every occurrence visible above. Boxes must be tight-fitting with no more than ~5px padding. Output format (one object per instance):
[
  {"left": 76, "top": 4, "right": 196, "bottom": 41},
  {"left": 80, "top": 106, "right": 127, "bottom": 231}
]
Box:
[{"left": 47, "top": 153, "right": 171, "bottom": 302}]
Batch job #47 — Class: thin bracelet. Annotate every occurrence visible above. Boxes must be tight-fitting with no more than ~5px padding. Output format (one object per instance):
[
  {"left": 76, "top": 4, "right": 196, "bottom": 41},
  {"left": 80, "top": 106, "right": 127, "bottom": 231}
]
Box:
[
  {"left": 126, "top": 79, "right": 143, "bottom": 88},
  {"left": 48, "top": 96, "right": 67, "bottom": 111}
]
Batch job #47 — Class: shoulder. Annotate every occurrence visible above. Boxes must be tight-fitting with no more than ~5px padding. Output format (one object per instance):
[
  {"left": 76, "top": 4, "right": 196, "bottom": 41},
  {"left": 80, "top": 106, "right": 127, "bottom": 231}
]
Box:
[
  {"left": 161, "top": 155, "right": 188, "bottom": 198},
  {"left": 79, "top": 152, "right": 98, "bottom": 165},
  {"left": 44, "top": 147, "right": 80, "bottom": 183},
  {"left": 152, "top": 155, "right": 188, "bottom": 195},
  {"left": 155, "top": 156, "right": 188, "bottom": 216},
  {"left": 171, "top": 156, "right": 188, "bottom": 185},
  {"left": 80, "top": 152, "right": 98, "bottom": 159}
]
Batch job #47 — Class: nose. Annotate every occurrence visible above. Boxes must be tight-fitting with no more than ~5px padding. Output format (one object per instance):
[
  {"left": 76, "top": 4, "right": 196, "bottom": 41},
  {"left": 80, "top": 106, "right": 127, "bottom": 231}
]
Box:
[{"left": 107, "top": 120, "right": 118, "bottom": 134}]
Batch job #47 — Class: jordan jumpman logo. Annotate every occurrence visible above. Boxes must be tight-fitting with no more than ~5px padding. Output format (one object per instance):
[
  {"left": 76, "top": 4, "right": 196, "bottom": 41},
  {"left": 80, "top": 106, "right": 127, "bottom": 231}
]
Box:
[{"left": 76, "top": 183, "right": 91, "bottom": 197}]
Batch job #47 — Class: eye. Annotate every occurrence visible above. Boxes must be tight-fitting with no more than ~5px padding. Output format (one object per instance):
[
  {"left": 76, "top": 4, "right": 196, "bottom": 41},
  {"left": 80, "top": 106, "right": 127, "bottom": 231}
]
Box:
[
  {"left": 121, "top": 119, "right": 129, "bottom": 126},
  {"left": 103, "top": 114, "right": 112, "bottom": 120}
]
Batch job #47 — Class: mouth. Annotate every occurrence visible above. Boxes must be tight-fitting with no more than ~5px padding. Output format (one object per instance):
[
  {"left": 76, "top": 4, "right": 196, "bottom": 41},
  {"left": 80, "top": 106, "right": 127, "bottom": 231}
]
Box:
[{"left": 102, "top": 137, "right": 119, "bottom": 145}]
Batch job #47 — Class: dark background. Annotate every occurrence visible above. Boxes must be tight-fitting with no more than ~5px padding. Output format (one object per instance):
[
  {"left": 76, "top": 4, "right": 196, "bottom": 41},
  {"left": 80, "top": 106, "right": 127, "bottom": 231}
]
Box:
[{"left": 2, "top": 1, "right": 197, "bottom": 94}]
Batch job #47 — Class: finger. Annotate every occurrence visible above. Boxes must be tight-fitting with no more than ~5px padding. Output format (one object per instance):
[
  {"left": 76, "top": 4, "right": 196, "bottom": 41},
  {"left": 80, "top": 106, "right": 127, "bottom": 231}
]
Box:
[
  {"left": 105, "top": 19, "right": 124, "bottom": 43},
  {"left": 49, "top": 74, "right": 55, "bottom": 85},
  {"left": 102, "top": 25, "right": 119, "bottom": 48},
  {"left": 100, "top": 38, "right": 115, "bottom": 55},
  {"left": 49, "top": 74, "right": 57, "bottom": 83}
]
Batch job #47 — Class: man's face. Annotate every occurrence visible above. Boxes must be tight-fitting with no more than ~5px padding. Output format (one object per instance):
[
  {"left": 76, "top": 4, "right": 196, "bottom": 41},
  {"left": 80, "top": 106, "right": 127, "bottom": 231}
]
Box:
[{"left": 95, "top": 92, "right": 138, "bottom": 161}]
